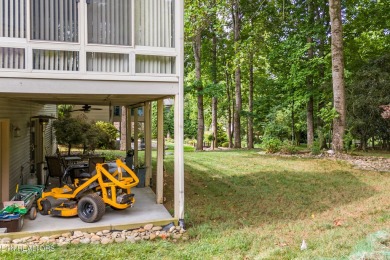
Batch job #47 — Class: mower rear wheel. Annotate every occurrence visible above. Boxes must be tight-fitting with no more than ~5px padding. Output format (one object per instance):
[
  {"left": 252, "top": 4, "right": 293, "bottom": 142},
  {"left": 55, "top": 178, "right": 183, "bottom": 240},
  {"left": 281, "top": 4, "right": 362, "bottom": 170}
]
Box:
[{"left": 77, "top": 194, "right": 105, "bottom": 223}]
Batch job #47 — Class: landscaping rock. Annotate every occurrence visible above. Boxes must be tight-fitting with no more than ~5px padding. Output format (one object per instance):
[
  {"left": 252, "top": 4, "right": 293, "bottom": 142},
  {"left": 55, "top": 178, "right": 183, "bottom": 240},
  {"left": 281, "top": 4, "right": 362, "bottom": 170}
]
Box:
[
  {"left": 74, "top": 231, "right": 84, "bottom": 237},
  {"left": 152, "top": 226, "right": 162, "bottom": 231},
  {"left": 169, "top": 226, "right": 175, "bottom": 233},
  {"left": 62, "top": 232, "right": 71, "bottom": 238},
  {"left": 71, "top": 239, "right": 80, "bottom": 245},
  {"left": 115, "top": 237, "right": 125, "bottom": 243},
  {"left": 96, "top": 231, "right": 103, "bottom": 236},
  {"left": 102, "top": 230, "right": 110, "bottom": 234},
  {"left": 144, "top": 224, "right": 154, "bottom": 230},
  {"left": 91, "top": 235, "right": 101, "bottom": 242},
  {"left": 80, "top": 238, "right": 91, "bottom": 244},
  {"left": 149, "top": 234, "right": 157, "bottom": 240},
  {"left": 101, "top": 237, "right": 113, "bottom": 245}
]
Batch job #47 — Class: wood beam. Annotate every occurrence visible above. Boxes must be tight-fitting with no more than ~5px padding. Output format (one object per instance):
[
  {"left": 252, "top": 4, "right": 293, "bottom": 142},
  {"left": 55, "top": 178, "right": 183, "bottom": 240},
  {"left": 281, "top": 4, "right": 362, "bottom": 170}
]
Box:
[{"left": 156, "top": 99, "right": 164, "bottom": 204}]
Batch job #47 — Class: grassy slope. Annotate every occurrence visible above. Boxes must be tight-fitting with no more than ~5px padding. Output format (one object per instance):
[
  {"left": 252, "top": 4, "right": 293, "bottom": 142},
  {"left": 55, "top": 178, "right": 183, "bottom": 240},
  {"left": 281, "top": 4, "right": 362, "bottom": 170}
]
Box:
[{"left": 3, "top": 150, "right": 389, "bottom": 259}]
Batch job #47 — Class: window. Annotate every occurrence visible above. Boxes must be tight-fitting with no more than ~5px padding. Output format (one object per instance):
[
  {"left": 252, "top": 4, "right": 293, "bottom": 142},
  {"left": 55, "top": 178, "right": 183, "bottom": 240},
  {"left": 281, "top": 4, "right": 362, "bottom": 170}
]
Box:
[
  {"left": 0, "top": 47, "right": 25, "bottom": 69},
  {"left": 136, "top": 55, "right": 175, "bottom": 74},
  {"left": 33, "top": 49, "right": 79, "bottom": 71},
  {"left": 30, "top": 0, "right": 79, "bottom": 42},
  {"left": 135, "top": 0, "right": 175, "bottom": 48},
  {"left": 0, "top": 0, "right": 27, "bottom": 38},
  {"left": 87, "top": 52, "right": 129, "bottom": 73},
  {"left": 87, "top": 0, "right": 132, "bottom": 46}
]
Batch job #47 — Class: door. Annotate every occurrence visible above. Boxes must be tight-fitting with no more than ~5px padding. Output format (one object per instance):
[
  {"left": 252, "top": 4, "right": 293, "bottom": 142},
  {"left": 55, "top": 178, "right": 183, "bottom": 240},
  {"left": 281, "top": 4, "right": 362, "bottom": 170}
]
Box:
[{"left": 0, "top": 120, "right": 10, "bottom": 203}]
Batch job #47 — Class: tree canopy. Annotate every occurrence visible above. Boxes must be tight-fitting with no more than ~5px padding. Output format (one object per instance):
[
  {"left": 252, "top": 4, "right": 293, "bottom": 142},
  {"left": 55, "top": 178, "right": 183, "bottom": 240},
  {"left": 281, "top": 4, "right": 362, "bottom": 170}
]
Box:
[{"left": 183, "top": 0, "right": 390, "bottom": 151}]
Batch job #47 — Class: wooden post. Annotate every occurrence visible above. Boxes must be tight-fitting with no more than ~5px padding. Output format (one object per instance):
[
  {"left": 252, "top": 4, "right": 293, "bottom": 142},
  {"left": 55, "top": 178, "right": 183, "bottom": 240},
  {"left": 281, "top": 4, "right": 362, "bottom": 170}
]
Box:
[
  {"left": 126, "top": 107, "right": 132, "bottom": 151},
  {"left": 144, "top": 102, "right": 152, "bottom": 187},
  {"left": 156, "top": 99, "right": 164, "bottom": 203},
  {"left": 134, "top": 107, "right": 139, "bottom": 167}
]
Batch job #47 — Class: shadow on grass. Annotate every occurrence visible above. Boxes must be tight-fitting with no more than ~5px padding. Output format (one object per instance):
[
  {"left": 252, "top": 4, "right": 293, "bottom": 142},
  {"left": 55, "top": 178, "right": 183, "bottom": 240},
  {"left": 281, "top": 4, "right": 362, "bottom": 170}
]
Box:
[{"left": 164, "top": 153, "right": 376, "bottom": 229}]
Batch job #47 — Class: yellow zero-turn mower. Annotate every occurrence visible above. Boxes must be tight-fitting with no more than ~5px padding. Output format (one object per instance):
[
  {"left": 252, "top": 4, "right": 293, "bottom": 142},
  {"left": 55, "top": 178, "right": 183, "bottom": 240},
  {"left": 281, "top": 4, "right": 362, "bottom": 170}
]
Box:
[{"left": 37, "top": 159, "right": 139, "bottom": 223}]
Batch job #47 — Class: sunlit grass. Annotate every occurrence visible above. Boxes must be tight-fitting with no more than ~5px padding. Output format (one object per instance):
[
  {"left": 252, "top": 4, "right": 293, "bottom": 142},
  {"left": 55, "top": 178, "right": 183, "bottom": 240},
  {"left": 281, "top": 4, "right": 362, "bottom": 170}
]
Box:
[{"left": 4, "top": 150, "right": 389, "bottom": 259}]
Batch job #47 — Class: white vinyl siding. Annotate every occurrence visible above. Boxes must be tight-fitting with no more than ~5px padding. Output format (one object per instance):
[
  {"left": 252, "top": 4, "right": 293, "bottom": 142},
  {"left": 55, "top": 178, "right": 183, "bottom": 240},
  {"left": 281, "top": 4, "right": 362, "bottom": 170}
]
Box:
[
  {"left": 0, "top": 0, "right": 26, "bottom": 38},
  {"left": 135, "top": 0, "right": 175, "bottom": 48},
  {"left": 0, "top": 47, "right": 25, "bottom": 69},
  {"left": 0, "top": 99, "right": 56, "bottom": 199},
  {"left": 87, "top": 0, "right": 132, "bottom": 46},
  {"left": 33, "top": 49, "right": 79, "bottom": 71},
  {"left": 30, "top": 0, "right": 79, "bottom": 42},
  {"left": 136, "top": 55, "right": 175, "bottom": 74}
]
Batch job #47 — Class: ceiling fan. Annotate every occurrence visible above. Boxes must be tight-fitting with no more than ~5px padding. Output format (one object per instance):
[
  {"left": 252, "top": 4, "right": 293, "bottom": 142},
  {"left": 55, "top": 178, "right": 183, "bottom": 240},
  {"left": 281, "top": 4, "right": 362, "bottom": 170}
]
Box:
[{"left": 70, "top": 104, "right": 103, "bottom": 113}]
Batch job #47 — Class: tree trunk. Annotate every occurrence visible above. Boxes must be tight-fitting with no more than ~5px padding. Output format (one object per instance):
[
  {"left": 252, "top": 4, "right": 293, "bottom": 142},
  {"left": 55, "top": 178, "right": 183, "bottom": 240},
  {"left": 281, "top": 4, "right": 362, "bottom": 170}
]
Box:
[
  {"left": 247, "top": 51, "right": 254, "bottom": 149},
  {"left": 226, "top": 71, "right": 233, "bottom": 148},
  {"left": 233, "top": 0, "right": 242, "bottom": 148},
  {"left": 329, "top": 0, "right": 346, "bottom": 152},
  {"left": 291, "top": 95, "right": 295, "bottom": 143},
  {"left": 193, "top": 33, "right": 204, "bottom": 151},
  {"left": 211, "top": 22, "right": 218, "bottom": 150},
  {"left": 307, "top": 37, "right": 314, "bottom": 147}
]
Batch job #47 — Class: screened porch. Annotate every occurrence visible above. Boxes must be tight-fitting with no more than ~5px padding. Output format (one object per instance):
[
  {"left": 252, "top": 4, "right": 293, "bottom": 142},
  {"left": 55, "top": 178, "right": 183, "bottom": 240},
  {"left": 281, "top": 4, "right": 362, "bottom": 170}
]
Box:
[{"left": 0, "top": 0, "right": 178, "bottom": 79}]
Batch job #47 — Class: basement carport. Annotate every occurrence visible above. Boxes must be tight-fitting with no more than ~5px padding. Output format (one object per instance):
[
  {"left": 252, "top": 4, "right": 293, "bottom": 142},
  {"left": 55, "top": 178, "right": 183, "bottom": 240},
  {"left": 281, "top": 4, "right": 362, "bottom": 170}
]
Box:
[{"left": 0, "top": 78, "right": 185, "bottom": 238}]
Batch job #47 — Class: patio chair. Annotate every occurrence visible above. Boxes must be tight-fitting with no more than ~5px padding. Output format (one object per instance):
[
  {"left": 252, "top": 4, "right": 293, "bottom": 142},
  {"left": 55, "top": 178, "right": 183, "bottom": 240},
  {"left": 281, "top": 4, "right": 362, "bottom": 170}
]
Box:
[
  {"left": 88, "top": 157, "right": 105, "bottom": 173},
  {"left": 45, "top": 156, "right": 65, "bottom": 187}
]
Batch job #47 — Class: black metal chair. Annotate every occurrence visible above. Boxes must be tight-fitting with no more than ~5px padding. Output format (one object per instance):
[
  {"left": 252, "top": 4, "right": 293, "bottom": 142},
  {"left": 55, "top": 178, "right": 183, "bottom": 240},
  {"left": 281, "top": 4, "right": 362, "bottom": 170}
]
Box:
[
  {"left": 88, "top": 157, "right": 105, "bottom": 173},
  {"left": 45, "top": 156, "right": 65, "bottom": 187}
]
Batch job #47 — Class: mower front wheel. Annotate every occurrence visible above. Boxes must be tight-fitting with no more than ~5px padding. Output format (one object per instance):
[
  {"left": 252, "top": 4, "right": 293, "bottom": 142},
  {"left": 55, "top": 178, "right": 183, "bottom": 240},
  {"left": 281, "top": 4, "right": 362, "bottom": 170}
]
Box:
[
  {"left": 77, "top": 194, "right": 106, "bottom": 223},
  {"left": 29, "top": 207, "right": 37, "bottom": 220}
]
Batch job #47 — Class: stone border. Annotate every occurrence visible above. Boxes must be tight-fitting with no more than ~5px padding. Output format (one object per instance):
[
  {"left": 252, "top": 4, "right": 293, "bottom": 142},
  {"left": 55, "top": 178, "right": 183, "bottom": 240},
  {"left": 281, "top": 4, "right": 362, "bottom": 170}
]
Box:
[{"left": 0, "top": 223, "right": 188, "bottom": 249}]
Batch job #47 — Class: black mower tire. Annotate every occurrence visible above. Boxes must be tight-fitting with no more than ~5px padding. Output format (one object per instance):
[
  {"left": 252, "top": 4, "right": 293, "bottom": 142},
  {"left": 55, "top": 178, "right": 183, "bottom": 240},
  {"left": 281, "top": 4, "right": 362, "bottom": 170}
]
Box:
[
  {"left": 77, "top": 193, "right": 106, "bottom": 223},
  {"left": 40, "top": 199, "right": 51, "bottom": 215},
  {"left": 29, "top": 206, "right": 37, "bottom": 220}
]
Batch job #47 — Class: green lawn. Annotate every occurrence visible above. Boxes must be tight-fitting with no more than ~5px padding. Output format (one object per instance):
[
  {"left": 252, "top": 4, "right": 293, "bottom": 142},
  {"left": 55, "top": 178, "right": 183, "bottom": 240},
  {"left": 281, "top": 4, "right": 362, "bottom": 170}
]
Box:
[{"left": 3, "top": 150, "right": 389, "bottom": 259}]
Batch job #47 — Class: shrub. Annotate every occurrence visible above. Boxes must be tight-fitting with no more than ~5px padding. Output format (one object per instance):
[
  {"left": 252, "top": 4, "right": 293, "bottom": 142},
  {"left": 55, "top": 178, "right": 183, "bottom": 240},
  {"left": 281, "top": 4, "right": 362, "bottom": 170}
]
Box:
[
  {"left": 311, "top": 140, "right": 322, "bottom": 155},
  {"left": 280, "top": 140, "right": 298, "bottom": 154},
  {"left": 261, "top": 137, "right": 282, "bottom": 153},
  {"left": 221, "top": 142, "right": 230, "bottom": 148}
]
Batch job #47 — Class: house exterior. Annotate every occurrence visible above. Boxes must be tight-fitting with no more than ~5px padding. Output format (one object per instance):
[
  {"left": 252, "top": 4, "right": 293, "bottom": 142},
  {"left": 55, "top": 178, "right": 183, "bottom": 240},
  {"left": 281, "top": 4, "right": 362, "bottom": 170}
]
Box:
[{"left": 0, "top": 0, "right": 184, "bottom": 227}]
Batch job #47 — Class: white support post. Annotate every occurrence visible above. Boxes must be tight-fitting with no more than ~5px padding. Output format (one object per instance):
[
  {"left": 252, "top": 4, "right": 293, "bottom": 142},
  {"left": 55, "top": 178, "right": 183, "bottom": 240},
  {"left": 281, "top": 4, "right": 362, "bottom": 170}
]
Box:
[
  {"left": 156, "top": 99, "right": 164, "bottom": 204},
  {"left": 145, "top": 102, "right": 152, "bottom": 187},
  {"left": 134, "top": 107, "right": 139, "bottom": 167},
  {"left": 174, "top": 0, "right": 185, "bottom": 225},
  {"left": 174, "top": 94, "right": 184, "bottom": 222}
]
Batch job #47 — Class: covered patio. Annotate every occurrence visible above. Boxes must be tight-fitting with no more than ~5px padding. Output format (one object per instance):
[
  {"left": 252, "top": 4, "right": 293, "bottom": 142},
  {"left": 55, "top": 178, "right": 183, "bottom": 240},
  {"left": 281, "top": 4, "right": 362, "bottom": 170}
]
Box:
[
  {"left": 0, "top": 85, "right": 184, "bottom": 238},
  {"left": 21, "top": 187, "right": 173, "bottom": 235}
]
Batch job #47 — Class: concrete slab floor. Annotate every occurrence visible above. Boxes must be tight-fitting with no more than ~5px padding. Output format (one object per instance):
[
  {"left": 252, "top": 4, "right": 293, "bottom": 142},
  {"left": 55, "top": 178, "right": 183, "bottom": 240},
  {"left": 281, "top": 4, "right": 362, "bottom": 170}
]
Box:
[{"left": 22, "top": 187, "right": 173, "bottom": 233}]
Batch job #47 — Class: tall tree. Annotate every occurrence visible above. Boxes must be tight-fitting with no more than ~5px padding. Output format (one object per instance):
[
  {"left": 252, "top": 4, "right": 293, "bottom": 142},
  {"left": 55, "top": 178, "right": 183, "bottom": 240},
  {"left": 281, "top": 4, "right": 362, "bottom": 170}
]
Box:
[
  {"left": 211, "top": 0, "right": 218, "bottom": 150},
  {"left": 329, "top": 0, "right": 346, "bottom": 151},
  {"left": 306, "top": 0, "right": 315, "bottom": 148},
  {"left": 232, "top": 0, "right": 242, "bottom": 148},
  {"left": 194, "top": 32, "right": 204, "bottom": 151}
]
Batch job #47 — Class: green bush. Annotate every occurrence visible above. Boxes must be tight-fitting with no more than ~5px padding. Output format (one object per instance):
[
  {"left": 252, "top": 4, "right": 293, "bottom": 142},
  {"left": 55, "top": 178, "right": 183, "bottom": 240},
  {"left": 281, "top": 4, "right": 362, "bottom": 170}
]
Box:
[
  {"left": 261, "top": 137, "right": 282, "bottom": 153},
  {"left": 311, "top": 140, "right": 322, "bottom": 155},
  {"left": 280, "top": 140, "right": 298, "bottom": 154},
  {"left": 221, "top": 142, "right": 230, "bottom": 148}
]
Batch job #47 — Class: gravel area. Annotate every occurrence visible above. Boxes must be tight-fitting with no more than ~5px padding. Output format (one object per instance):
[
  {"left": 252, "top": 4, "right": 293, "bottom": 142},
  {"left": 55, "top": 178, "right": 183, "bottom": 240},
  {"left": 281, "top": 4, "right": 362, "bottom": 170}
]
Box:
[{"left": 0, "top": 223, "right": 187, "bottom": 250}]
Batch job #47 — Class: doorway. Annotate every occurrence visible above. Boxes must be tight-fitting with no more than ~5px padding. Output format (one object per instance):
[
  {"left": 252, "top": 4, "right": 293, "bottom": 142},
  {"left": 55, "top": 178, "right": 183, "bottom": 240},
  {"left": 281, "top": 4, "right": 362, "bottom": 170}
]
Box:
[{"left": 0, "top": 119, "right": 10, "bottom": 203}]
